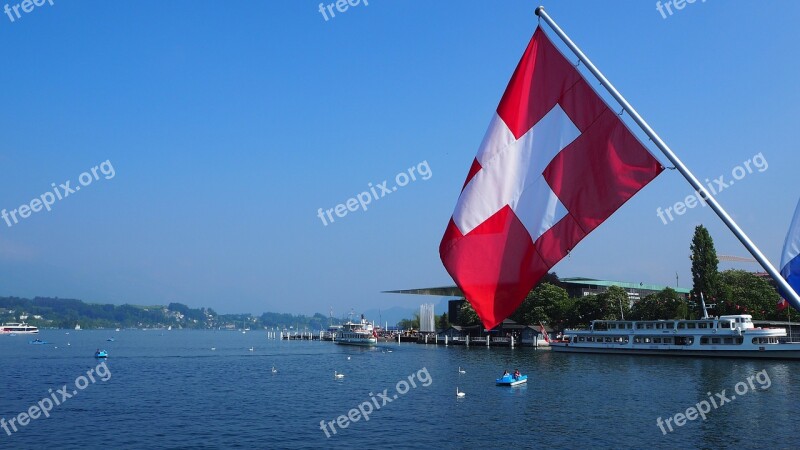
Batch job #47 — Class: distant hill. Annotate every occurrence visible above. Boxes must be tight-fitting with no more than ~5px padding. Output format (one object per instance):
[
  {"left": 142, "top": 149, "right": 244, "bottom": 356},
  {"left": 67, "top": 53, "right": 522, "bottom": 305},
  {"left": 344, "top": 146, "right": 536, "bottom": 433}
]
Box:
[{"left": 0, "top": 296, "right": 344, "bottom": 330}]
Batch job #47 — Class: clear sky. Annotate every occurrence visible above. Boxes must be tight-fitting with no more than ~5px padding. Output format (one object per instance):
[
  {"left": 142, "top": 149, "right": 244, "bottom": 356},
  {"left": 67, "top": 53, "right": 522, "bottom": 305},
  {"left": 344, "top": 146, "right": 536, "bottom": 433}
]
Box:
[{"left": 1, "top": 1, "right": 798, "bottom": 316}]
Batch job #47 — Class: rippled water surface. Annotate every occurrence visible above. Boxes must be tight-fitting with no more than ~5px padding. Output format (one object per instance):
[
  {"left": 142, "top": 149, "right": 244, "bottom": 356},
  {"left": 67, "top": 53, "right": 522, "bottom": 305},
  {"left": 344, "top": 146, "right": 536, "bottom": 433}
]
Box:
[{"left": 1, "top": 330, "right": 798, "bottom": 449}]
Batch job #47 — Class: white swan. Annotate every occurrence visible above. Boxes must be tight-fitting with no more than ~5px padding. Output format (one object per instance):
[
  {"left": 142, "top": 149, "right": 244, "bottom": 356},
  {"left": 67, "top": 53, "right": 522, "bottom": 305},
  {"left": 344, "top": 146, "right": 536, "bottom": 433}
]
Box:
[
  {"left": 458, "top": 367, "right": 466, "bottom": 374},
  {"left": 271, "top": 366, "right": 278, "bottom": 373},
  {"left": 456, "top": 387, "right": 465, "bottom": 398},
  {"left": 347, "top": 356, "right": 351, "bottom": 360},
  {"left": 249, "top": 347, "right": 254, "bottom": 352},
  {"left": 334, "top": 371, "right": 344, "bottom": 379}
]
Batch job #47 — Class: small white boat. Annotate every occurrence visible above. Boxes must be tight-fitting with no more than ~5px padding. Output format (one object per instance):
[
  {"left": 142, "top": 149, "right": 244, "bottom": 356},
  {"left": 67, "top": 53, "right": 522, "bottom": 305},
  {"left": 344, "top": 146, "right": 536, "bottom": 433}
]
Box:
[
  {"left": 334, "top": 371, "right": 344, "bottom": 379},
  {"left": 1, "top": 323, "right": 39, "bottom": 334}
]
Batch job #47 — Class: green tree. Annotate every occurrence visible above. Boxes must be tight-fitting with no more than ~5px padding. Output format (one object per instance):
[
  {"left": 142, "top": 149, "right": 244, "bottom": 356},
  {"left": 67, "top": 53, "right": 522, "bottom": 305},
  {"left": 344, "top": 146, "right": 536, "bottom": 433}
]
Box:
[
  {"left": 398, "top": 312, "right": 420, "bottom": 330},
  {"left": 715, "top": 270, "right": 788, "bottom": 320},
  {"left": 457, "top": 300, "right": 480, "bottom": 327},
  {"left": 630, "top": 288, "right": 689, "bottom": 320},
  {"left": 690, "top": 225, "right": 719, "bottom": 313},
  {"left": 511, "top": 282, "right": 570, "bottom": 325},
  {"left": 438, "top": 313, "right": 450, "bottom": 330},
  {"left": 601, "top": 286, "right": 632, "bottom": 321}
]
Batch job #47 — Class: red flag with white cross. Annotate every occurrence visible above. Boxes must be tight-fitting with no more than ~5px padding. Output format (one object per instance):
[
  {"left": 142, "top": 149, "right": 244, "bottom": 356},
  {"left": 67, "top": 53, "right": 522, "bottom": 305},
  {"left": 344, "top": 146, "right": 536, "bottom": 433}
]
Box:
[{"left": 440, "top": 27, "right": 663, "bottom": 330}]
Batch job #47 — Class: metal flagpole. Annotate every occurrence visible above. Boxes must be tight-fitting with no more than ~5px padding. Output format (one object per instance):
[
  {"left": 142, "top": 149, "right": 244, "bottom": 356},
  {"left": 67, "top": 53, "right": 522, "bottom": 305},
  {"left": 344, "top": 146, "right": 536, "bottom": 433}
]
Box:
[{"left": 534, "top": 6, "right": 800, "bottom": 310}]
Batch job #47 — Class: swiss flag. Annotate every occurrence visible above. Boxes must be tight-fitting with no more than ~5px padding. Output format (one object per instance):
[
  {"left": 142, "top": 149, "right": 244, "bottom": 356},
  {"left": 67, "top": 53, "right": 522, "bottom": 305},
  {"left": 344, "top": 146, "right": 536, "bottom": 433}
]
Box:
[{"left": 440, "top": 28, "right": 663, "bottom": 329}]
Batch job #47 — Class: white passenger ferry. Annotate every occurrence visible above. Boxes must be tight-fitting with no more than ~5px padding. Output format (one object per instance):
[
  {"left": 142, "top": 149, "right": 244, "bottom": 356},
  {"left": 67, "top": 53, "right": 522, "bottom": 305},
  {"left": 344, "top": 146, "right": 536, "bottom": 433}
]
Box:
[
  {"left": 1, "top": 323, "right": 39, "bottom": 334},
  {"left": 552, "top": 303, "right": 800, "bottom": 359},
  {"left": 335, "top": 316, "right": 377, "bottom": 347}
]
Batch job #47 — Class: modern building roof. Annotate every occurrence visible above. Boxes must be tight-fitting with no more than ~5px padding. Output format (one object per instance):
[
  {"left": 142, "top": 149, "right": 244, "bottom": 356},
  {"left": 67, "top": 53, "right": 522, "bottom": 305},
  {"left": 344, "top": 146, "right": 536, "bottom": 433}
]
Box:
[
  {"left": 384, "top": 277, "right": 691, "bottom": 297},
  {"left": 559, "top": 277, "right": 691, "bottom": 294}
]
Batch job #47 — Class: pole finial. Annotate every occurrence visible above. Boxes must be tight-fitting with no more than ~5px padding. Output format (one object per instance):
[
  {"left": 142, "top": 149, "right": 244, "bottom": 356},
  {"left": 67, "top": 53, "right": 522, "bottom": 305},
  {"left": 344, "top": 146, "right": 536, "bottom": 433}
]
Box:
[{"left": 535, "top": 6, "right": 545, "bottom": 16}]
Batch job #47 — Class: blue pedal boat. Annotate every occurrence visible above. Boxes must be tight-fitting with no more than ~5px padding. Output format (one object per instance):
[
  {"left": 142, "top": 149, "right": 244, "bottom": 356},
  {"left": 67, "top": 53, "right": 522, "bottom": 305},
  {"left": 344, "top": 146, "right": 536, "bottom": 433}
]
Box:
[
  {"left": 94, "top": 350, "right": 108, "bottom": 358},
  {"left": 496, "top": 374, "right": 528, "bottom": 386}
]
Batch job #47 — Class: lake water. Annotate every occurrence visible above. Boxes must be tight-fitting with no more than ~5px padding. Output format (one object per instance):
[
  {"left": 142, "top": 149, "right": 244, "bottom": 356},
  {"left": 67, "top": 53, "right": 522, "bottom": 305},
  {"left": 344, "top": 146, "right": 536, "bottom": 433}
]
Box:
[{"left": 0, "top": 330, "right": 797, "bottom": 449}]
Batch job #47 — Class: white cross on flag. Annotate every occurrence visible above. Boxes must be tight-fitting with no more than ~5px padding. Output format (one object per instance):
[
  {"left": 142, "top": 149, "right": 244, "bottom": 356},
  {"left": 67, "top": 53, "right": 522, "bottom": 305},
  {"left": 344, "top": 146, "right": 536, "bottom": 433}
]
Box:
[{"left": 440, "top": 28, "right": 663, "bottom": 330}]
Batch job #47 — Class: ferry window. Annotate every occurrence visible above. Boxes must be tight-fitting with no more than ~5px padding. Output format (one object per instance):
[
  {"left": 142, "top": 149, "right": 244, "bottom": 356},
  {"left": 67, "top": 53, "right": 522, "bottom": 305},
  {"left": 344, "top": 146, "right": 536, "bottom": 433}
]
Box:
[
  {"left": 687, "top": 323, "right": 696, "bottom": 329},
  {"left": 604, "top": 337, "right": 612, "bottom": 343},
  {"left": 665, "top": 322, "right": 674, "bottom": 328},
  {"left": 751, "top": 338, "right": 759, "bottom": 344},
  {"left": 723, "top": 338, "right": 732, "bottom": 344},
  {"left": 644, "top": 337, "right": 651, "bottom": 343},
  {"left": 735, "top": 338, "right": 743, "bottom": 344},
  {"left": 634, "top": 337, "right": 641, "bottom": 343},
  {"left": 646, "top": 324, "right": 654, "bottom": 329},
  {"left": 578, "top": 337, "right": 585, "bottom": 342},
  {"left": 653, "top": 338, "right": 661, "bottom": 343},
  {"left": 711, "top": 338, "right": 721, "bottom": 344},
  {"left": 701, "top": 337, "right": 709, "bottom": 344},
  {"left": 609, "top": 324, "right": 616, "bottom": 329},
  {"left": 663, "top": 338, "right": 672, "bottom": 344},
  {"left": 687, "top": 338, "right": 694, "bottom": 345},
  {"left": 698, "top": 323, "right": 707, "bottom": 329},
  {"left": 623, "top": 338, "right": 629, "bottom": 344},
  {"left": 678, "top": 323, "right": 686, "bottom": 329},
  {"left": 636, "top": 323, "right": 643, "bottom": 329},
  {"left": 655, "top": 323, "right": 663, "bottom": 329}
]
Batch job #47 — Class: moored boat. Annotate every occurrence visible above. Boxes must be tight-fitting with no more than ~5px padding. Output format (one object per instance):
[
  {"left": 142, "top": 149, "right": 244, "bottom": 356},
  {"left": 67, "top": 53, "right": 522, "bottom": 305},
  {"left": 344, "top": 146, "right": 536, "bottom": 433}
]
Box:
[
  {"left": 552, "top": 302, "right": 800, "bottom": 359},
  {"left": 335, "top": 315, "right": 377, "bottom": 347},
  {"left": 94, "top": 350, "right": 108, "bottom": 358}
]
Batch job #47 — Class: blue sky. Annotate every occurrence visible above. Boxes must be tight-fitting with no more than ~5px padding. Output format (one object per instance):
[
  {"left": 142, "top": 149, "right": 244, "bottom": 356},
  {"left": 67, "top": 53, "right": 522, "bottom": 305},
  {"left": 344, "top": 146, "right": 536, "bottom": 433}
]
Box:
[{"left": 0, "top": 1, "right": 798, "bottom": 317}]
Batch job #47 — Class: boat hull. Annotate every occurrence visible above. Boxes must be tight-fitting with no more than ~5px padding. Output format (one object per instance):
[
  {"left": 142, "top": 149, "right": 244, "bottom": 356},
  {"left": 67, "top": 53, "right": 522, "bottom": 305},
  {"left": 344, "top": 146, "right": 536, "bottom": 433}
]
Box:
[
  {"left": 551, "top": 343, "right": 800, "bottom": 359},
  {"left": 334, "top": 338, "right": 377, "bottom": 347}
]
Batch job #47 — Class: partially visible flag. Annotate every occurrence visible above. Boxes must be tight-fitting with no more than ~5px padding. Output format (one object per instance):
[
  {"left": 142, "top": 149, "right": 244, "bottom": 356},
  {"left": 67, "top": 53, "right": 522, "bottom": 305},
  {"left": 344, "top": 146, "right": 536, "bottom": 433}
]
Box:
[
  {"left": 538, "top": 322, "right": 551, "bottom": 344},
  {"left": 780, "top": 198, "right": 800, "bottom": 310},
  {"left": 439, "top": 27, "right": 663, "bottom": 330}
]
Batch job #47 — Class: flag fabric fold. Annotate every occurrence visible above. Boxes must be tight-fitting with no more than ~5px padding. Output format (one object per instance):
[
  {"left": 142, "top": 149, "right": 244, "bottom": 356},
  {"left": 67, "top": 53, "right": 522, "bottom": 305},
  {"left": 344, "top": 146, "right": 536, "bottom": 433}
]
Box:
[
  {"left": 440, "top": 27, "right": 663, "bottom": 330},
  {"left": 779, "top": 198, "right": 800, "bottom": 310}
]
